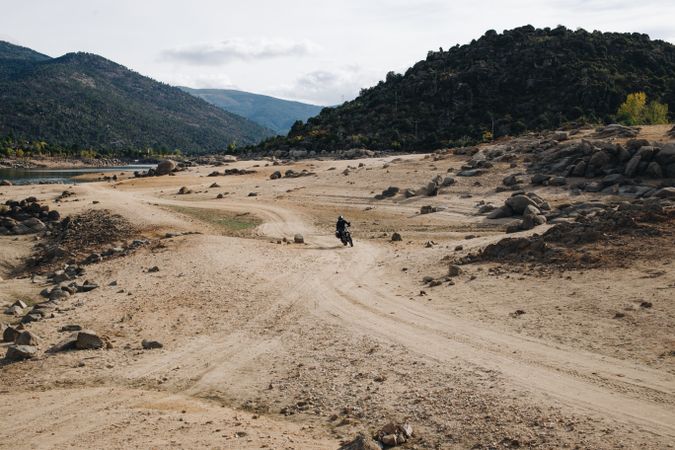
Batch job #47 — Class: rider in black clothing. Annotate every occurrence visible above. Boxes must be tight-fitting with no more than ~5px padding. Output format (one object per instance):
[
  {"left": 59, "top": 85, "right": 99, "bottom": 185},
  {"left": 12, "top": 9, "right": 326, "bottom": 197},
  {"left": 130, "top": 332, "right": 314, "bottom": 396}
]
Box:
[{"left": 336, "top": 215, "right": 350, "bottom": 237}]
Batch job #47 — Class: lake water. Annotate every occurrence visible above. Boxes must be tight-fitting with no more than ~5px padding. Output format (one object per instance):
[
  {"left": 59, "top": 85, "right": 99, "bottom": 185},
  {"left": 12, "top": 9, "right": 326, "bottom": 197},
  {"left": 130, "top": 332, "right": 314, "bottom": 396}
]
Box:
[{"left": 0, "top": 165, "right": 156, "bottom": 185}]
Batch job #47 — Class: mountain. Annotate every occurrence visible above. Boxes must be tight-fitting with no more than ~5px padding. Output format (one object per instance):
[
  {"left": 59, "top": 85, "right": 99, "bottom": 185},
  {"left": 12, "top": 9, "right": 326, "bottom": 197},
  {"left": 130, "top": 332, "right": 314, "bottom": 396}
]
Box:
[
  {"left": 180, "top": 87, "right": 324, "bottom": 135},
  {"left": 255, "top": 25, "right": 675, "bottom": 153},
  {"left": 0, "top": 41, "right": 274, "bottom": 154}
]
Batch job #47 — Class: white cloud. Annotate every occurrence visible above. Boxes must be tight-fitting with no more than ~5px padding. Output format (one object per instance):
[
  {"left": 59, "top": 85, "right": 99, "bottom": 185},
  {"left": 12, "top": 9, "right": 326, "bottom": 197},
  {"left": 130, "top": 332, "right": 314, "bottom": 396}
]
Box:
[
  {"left": 159, "top": 72, "right": 237, "bottom": 89},
  {"left": 161, "top": 37, "right": 320, "bottom": 65},
  {"left": 268, "top": 66, "right": 383, "bottom": 105}
]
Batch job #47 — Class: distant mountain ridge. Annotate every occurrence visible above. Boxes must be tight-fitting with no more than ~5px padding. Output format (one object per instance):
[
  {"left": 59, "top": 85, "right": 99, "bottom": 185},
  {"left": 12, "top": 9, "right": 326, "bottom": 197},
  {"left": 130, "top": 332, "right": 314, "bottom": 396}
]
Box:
[
  {"left": 0, "top": 41, "right": 274, "bottom": 154},
  {"left": 180, "top": 87, "right": 324, "bottom": 134},
  {"left": 254, "top": 25, "right": 675, "bottom": 153}
]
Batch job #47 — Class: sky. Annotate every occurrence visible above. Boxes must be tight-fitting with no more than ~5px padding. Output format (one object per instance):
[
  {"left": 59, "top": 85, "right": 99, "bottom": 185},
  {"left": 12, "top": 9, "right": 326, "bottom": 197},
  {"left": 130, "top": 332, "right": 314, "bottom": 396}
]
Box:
[{"left": 2, "top": 0, "right": 674, "bottom": 106}]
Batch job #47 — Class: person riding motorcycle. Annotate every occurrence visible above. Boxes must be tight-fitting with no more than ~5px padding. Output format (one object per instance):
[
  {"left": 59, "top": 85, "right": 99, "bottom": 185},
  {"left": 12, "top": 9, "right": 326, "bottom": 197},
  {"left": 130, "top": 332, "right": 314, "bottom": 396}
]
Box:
[{"left": 336, "top": 215, "right": 351, "bottom": 239}]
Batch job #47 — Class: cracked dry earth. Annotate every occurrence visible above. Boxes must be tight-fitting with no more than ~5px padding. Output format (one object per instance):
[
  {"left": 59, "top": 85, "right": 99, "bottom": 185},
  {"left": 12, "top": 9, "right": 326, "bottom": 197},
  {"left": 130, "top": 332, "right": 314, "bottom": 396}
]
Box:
[{"left": 0, "top": 150, "right": 674, "bottom": 449}]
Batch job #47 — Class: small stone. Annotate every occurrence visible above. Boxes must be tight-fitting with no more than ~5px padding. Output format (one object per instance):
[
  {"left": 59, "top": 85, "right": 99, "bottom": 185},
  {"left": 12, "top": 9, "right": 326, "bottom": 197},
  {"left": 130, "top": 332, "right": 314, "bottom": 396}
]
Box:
[
  {"left": 391, "top": 232, "right": 402, "bottom": 242},
  {"left": 148, "top": 266, "right": 160, "bottom": 273},
  {"left": 293, "top": 234, "right": 304, "bottom": 244}
]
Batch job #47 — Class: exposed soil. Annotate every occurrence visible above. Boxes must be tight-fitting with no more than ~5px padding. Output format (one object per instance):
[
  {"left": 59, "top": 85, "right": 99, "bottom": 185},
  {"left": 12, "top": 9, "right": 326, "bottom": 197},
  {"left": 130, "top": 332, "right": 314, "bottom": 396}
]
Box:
[{"left": 1, "top": 125, "right": 674, "bottom": 449}]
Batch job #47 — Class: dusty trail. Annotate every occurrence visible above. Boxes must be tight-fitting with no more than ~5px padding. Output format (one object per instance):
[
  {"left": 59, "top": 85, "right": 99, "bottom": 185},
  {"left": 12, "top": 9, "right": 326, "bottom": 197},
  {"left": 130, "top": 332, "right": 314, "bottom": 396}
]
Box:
[{"left": 88, "top": 183, "right": 675, "bottom": 441}]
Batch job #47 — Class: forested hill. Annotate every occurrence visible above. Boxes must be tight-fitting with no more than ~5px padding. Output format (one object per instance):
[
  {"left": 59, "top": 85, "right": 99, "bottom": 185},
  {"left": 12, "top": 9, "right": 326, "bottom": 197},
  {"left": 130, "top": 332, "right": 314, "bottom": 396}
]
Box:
[
  {"left": 181, "top": 87, "right": 324, "bottom": 135},
  {"left": 254, "top": 25, "right": 675, "bottom": 153},
  {"left": 0, "top": 42, "right": 274, "bottom": 155}
]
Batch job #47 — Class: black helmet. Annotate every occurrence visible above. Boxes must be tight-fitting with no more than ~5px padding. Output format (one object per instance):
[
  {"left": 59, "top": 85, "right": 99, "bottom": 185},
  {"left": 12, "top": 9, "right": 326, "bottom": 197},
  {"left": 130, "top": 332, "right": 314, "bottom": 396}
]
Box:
[{"left": 338, "top": 215, "right": 344, "bottom": 220}]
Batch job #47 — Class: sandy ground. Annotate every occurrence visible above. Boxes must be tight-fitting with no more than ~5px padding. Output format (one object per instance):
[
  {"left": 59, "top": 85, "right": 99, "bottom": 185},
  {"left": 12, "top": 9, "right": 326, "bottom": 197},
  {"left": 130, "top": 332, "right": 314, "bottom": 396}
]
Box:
[{"left": 1, "top": 128, "right": 674, "bottom": 449}]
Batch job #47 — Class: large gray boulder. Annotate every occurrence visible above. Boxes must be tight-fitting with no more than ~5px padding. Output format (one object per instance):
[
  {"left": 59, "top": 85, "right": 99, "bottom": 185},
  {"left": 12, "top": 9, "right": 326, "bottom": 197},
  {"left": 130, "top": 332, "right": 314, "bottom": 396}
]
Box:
[
  {"left": 75, "top": 330, "right": 105, "bottom": 350},
  {"left": 505, "top": 195, "right": 538, "bottom": 215},
  {"left": 155, "top": 160, "right": 177, "bottom": 175},
  {"left": 5, "top": 345, "right": 37, "bottom": 361}
]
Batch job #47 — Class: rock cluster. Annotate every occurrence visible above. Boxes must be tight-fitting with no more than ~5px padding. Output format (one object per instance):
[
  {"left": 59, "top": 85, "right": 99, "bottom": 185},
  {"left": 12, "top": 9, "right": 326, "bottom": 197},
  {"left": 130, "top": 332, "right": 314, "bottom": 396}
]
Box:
[
  {"left": 529, "top": 139, "right": 675, "bottom": 194},
  {"left": 592, "top": 124, "right": 640, "bottom": 138},
  {"left": 0, "top": 197, "right": 60, "bottom": 235},
  {"left": 208, "top": 168, "right": 256, "bottom": 176},
  {"left": 486, "top": 192, "right": 550, "bottom": 232}
]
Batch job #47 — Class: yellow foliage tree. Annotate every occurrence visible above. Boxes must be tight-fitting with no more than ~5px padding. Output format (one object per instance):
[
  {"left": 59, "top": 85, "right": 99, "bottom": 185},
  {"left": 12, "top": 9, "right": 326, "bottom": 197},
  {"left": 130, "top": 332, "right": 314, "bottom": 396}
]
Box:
[{"left": 617, "top": 92, "right": 669, "bottom": 125}]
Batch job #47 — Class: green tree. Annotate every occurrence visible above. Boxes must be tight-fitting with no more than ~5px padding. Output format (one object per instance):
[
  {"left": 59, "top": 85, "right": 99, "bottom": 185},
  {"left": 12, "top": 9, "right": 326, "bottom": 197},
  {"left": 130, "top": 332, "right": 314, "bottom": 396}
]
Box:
[
  {"left": 643, "top": 100, "right": 669, "bottom": 124},
  {"left": 617, "top": 92, "right": 669, "bottom": 125},
  {"left": 617, "top": 92, "right": 646, "bottom": 125}
]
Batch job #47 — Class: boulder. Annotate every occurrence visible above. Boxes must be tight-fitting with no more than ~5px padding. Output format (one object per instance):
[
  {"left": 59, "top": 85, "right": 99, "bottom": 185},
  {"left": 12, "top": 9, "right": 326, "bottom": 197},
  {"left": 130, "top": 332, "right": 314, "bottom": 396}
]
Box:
[
  {"left": 403, "top": 188, "right": 416, "bottom": 198},
  {"left": 155, "top": 160, "right": 177, "bottom": 175},
  {"left": 502, "top": 174, "right": 521, "bottom": 186},
  {"left": 624, "top": 155, "right": 641, "bottom": 177},
  {"left": 381, "top": 186, "right": 400, "bottom": 198},
  {"left": 448, "top": 265, "right": 462, "bottom": 277},
  {"left": 22, "top": 217, "right": 46, "bottom": 232},
  {"left": 0, "top": 180, "right": 12, "bottom": 186},
  {"left": 531, "top": 173, "right": 551, "bottom": 185},
  {"left": 3, "top": 326, "right": 20, "bottom": 342},
  {"left": 505, "top": 195, "right": 538, "bottom": 215},
  {"left": 16, "top": 330, "right": 39, "bottom": 346},
  {"left": 5, "top": 345, "right": 37, "bottom": 361},
  {"left": 391, "top": 232, "right": 402, "bottom": 242},
  {"left": 75, "top": 330, "right": 104, "bottom": 350},
  {"left": 486, "top": 205, "right": 513, "bottom": 219},
  {"left": 49, "top": 288, "right": 70, "bottom": 301},
  {"left": 457, "top": 168, "right": 487, "bottom": 177},
  {"left": 442, "top": 176, "right": 456, "bottom": 186},
  {"left": 655, "top": 143, "right": 675, "bottom": 166},
  {"left": 4, "top": 305, "right": 23, "bottom": 316},
  {"left": 270, "top": 171, "right": 282, "bottom": 180},
  {"left": 645, "top": 162, "right": 663, "bottom": 178},
  {"left": 548, "top": 176, "right": 567, "bottom": 186},
  {"left": 588, "top": 150, "right": 611, "bottom": 168},
  {"left": 177, "top": 186, "right": 191, "bottom": 195},
  {"left": 293, "top": 234, "right": 304, "bottom": 244},
  {"left": 142, "top": 339, "right": 163, "bottom": 349},
  {"left": 653, "top": 187, "right": 675, "bottom": 199}
]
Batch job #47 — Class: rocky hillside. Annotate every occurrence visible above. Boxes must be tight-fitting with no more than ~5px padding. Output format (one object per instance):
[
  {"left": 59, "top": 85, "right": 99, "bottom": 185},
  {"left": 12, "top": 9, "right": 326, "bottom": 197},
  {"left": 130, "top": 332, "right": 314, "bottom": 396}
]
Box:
[
  {"left": 181, "top": 87, "right": 324, "bottom": 135},
  {"left": 255, "top": 25, "right": 675, "bottom": 153},
  {"left": 0, "top": 42, "right": 274, "bottom": 154}
]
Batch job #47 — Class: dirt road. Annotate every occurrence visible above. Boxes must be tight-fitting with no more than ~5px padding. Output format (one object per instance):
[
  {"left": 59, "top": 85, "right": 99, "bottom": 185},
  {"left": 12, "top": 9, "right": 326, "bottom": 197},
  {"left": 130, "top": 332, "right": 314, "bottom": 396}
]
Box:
[{"left": 1, "top": 151, "right": 674, "bottom": 449}]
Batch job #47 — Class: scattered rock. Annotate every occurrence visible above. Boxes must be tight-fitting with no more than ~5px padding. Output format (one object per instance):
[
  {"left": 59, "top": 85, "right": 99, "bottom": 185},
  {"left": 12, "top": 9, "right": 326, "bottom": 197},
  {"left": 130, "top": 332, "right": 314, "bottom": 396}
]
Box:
[
  {"left": 5, "top": 344, "right": 37, "bottom": 361},
  {"left": 142, "top": 339, "right": 163, "bottom": 349},
  {"left": 293, "top": 234, "right": 304, "bottom": 244},
  {"left": 391, "top": 232, "right": 402, "bottom": 242},
  {"left": 380, "top": 186, "right": 400, "bottom": 198},
  {"left": 270, "top": 170, "right": 282, "bottom": 180},
  {"left": 16, "top": 330, "right": 39, "bottom": 346},
  {"left": 148, "top": 266, "right": 160, "bottom": 273},
  {"left": 3, "top": 325, "right": 20, "bottom": 342},
  {"left": 375, "top": 422, "right": 413, "bottom": 447},
  {"left": 75, "top": 330, "right": 104, "bottom": 350},
  {"left": 177, "top": 186, "right": 191, "bottom": 195},
  {"left": 448, "top": 265, "right": 462, "bottom": 277}
]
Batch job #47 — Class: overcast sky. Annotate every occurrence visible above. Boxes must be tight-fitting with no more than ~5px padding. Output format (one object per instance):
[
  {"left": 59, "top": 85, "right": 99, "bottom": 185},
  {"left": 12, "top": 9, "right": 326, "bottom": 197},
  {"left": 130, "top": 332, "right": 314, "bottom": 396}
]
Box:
[{"left": 2, "top": 0, "right": 674, "bottom": 105}]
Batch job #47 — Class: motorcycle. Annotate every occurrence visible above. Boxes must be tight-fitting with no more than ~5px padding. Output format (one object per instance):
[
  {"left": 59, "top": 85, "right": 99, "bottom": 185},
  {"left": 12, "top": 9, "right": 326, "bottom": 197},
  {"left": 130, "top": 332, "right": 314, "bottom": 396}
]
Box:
[{"left": 336, "top": 227, "right": 354, "bottom": 247}]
